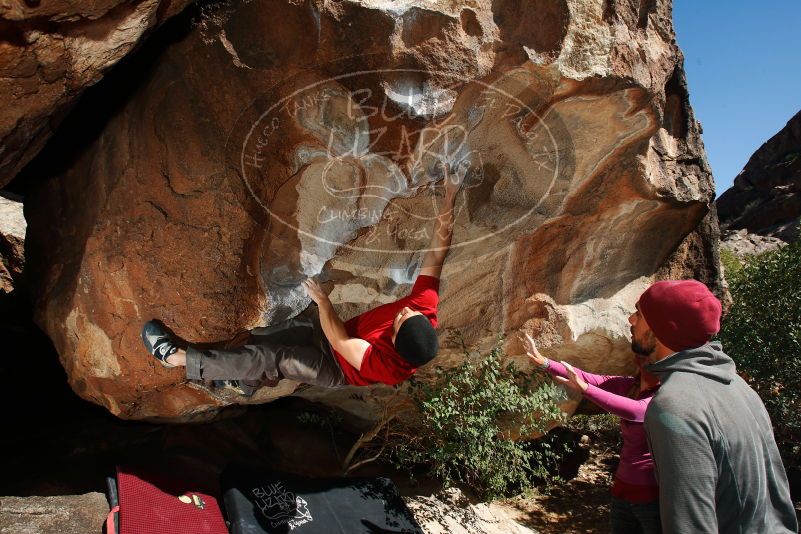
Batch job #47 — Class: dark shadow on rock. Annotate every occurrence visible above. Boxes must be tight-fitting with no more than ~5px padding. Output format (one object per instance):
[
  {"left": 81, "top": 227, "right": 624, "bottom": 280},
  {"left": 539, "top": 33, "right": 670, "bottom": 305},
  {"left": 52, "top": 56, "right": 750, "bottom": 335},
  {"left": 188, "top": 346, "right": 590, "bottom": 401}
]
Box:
[{"left": 0, "top": 296, "right": 372, "bottom": 497}]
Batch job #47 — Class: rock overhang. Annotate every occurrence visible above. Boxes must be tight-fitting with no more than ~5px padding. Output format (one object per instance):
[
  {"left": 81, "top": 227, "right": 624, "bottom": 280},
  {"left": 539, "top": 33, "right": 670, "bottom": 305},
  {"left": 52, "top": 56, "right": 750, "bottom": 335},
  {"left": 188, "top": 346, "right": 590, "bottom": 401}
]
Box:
[{"left": 15, "top": 0, "right": 720, "bottom": 421}]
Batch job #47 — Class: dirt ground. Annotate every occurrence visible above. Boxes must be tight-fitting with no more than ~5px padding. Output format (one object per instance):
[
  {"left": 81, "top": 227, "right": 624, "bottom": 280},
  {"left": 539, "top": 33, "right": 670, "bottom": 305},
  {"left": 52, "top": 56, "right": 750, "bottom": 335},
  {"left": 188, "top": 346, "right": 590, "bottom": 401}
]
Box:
[
  {"left": 501, "top": 430, "right": 801, "bottom": 534},
  {"left": 503, "top": 438, "right": 618, "bottom": 533}
]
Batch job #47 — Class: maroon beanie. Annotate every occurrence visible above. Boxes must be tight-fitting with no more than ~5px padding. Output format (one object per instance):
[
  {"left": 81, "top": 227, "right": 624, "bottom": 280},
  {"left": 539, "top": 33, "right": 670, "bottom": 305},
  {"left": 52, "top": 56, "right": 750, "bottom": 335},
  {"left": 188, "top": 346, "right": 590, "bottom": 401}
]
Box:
[{"left": 638, "top": 280, "right": 722, "bottom": 352}]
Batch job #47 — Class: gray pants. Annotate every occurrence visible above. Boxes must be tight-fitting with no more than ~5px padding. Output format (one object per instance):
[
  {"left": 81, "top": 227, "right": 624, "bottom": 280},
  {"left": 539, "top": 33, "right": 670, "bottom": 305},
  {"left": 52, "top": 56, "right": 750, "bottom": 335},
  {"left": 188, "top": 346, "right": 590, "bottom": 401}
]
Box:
[{"left": 185, "top": 308, "right": 347, "bottom": 388}]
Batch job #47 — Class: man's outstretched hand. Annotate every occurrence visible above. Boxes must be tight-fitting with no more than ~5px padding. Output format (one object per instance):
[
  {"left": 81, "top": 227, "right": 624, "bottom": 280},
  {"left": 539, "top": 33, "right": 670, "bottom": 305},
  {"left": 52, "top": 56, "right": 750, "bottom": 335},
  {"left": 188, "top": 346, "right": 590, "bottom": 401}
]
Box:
[{"left": 303, "top": 278, "right": 329, "bottom": 305}]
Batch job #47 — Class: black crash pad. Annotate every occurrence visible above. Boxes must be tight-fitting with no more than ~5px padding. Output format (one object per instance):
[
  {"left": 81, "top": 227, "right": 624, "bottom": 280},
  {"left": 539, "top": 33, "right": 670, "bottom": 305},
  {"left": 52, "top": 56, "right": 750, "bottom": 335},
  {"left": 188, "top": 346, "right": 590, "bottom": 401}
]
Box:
[{"left": 221, "top": 467, "right": 423, "bottom": 534}]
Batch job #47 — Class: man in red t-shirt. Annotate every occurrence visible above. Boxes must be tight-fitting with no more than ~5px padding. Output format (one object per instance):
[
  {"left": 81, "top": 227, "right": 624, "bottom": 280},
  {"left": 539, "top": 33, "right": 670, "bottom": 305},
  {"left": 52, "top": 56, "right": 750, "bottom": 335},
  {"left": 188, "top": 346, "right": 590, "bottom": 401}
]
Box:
[{"left": 141, "top": 164, "right": 460, "bottom": 393}]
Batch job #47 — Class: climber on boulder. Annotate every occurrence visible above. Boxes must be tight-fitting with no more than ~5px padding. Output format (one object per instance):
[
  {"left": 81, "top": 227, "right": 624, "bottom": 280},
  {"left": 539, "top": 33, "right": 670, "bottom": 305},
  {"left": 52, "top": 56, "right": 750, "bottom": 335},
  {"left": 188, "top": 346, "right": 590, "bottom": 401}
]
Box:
[{"left": 141, "top": 162, "right": 461, "bottom": 392}]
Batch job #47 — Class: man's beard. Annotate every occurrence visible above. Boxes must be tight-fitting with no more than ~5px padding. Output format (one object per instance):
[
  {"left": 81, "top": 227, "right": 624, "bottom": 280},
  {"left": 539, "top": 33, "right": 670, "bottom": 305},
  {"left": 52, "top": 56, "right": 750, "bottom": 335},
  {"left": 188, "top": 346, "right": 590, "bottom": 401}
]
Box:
[{"left": 631, "top": 330, "right": 657, "bottom": 357}]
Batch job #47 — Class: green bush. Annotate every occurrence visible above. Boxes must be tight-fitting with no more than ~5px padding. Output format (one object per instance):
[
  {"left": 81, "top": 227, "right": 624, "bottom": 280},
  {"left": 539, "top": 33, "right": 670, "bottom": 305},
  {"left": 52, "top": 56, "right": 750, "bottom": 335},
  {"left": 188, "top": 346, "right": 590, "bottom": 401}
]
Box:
[
  {"left": 718, "top": 237, "right": 801, "bottom": 468},
  {"left": 720, "top": 248, "right": 744, "bottom": 280},
  {"left": 388, "top": 334, "right": 566, "bottom": 499}
]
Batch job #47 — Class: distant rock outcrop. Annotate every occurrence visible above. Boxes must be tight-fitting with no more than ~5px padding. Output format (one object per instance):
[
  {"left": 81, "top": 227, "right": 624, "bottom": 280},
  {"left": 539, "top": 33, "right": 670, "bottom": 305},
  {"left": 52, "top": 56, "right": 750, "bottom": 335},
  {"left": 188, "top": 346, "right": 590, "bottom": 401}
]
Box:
[
  {"left": 720, "top": 229, "right": 786, "bottom": 260},
  {"left": 717, "top": 110, "right": 801, "bottom": 243},
  {"left": 21, "top": 0, "right": 722, "bottom": 420}
]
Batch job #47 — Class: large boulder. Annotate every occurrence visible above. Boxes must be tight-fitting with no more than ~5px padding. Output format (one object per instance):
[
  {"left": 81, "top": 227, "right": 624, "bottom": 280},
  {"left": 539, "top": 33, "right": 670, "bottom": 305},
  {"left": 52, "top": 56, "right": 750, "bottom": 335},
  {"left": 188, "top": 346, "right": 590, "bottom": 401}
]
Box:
[
  {"left": 0, "top": 0, "right": 193, "bottom": 187},
  {"left": 24, "top": 0, "right": 721, "bottom": 420}
]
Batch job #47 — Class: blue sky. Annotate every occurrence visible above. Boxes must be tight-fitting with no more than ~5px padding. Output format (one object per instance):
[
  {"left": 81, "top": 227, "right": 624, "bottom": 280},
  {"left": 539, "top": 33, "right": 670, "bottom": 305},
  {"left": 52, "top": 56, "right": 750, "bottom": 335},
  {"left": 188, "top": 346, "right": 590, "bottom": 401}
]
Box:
[{"left": 673, "top": 1, "right": 801, "bottom": 196}]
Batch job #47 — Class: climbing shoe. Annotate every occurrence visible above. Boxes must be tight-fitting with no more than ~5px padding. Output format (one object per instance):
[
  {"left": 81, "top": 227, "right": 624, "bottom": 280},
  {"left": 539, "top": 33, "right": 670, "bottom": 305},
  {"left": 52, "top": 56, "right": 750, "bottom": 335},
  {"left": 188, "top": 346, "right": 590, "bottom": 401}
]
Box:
[{"left": 141, "top": 320, "right": 178, "bottom": 368}]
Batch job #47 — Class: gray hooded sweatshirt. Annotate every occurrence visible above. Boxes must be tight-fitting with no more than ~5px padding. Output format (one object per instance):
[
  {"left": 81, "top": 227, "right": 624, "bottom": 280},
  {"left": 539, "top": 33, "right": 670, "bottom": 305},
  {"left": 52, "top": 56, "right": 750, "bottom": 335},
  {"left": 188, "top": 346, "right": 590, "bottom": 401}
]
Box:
[{"left": 644, "top": 342, "right": 797, "bottom": 534}]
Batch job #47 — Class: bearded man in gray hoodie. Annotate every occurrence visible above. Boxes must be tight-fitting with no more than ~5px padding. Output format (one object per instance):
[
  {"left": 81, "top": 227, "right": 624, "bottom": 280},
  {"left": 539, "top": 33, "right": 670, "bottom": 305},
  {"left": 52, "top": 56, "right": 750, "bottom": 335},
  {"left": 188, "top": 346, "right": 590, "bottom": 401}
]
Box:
[{"left": 629, "top": 280, "right": 797, "bottom": 534}]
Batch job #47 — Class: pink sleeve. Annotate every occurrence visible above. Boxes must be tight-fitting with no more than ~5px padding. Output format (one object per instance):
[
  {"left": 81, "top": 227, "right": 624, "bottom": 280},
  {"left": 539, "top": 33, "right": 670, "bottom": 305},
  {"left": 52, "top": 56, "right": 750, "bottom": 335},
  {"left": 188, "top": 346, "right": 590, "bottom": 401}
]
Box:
[
  {"left": 545, "top": 360, "right": 633, "bottom": 394},
  {"left": 582, "top": 384, "right": 653, "bottom": 422},
  {"left": 545, "top": 360, "right": 649, "bottom": 422}
]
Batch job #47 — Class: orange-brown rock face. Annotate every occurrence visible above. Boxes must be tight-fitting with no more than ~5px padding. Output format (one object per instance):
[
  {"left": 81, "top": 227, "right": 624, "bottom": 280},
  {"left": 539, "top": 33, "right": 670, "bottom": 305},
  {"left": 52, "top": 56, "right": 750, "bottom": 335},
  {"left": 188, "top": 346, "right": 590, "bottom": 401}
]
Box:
[
  {"left": 0, "top": 0, "right": 192, "bottom": 187},
  {"left": 0, "top": 195, "right": 25, "bottom": 294},
  {"left": 24, "top": 0, "right": 720, "bottom": 420}
]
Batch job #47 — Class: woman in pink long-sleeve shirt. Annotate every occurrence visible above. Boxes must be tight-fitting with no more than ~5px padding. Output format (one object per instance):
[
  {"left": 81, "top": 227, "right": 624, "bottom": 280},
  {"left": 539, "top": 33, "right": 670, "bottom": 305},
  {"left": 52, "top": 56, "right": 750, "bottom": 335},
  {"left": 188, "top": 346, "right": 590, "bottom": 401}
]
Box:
[{"left": 523, "top": 334, "right": 662, "bottom": 534}]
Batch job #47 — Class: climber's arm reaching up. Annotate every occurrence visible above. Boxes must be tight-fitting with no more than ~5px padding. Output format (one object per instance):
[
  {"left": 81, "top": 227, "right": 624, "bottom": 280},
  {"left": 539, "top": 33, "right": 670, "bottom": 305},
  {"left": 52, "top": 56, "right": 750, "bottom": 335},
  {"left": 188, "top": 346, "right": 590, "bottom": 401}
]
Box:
[{"left": 419, "top": 164, "right": 460, "bottom": 280}]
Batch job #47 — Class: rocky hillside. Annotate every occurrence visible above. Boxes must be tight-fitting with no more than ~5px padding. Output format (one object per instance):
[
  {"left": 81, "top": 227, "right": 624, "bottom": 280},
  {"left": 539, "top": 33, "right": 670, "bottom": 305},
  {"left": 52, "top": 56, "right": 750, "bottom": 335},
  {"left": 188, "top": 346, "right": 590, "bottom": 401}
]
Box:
[
  {"left": 3, "top": 0, "right": 722, "bottom": 420},
  {"left": 718, "top": 109, "right": 801, "bottom": 244}
]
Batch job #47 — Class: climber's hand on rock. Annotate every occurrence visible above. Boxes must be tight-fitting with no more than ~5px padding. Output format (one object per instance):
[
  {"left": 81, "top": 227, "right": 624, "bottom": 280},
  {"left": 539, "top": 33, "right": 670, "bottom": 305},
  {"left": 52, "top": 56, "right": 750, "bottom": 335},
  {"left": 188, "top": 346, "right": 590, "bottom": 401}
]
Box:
[
  {"left": 303, "top": 278, "right": 329, "bottom": 305},
  {"left": 442, "top": 161, "right": 463, "bottom": 200}
]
